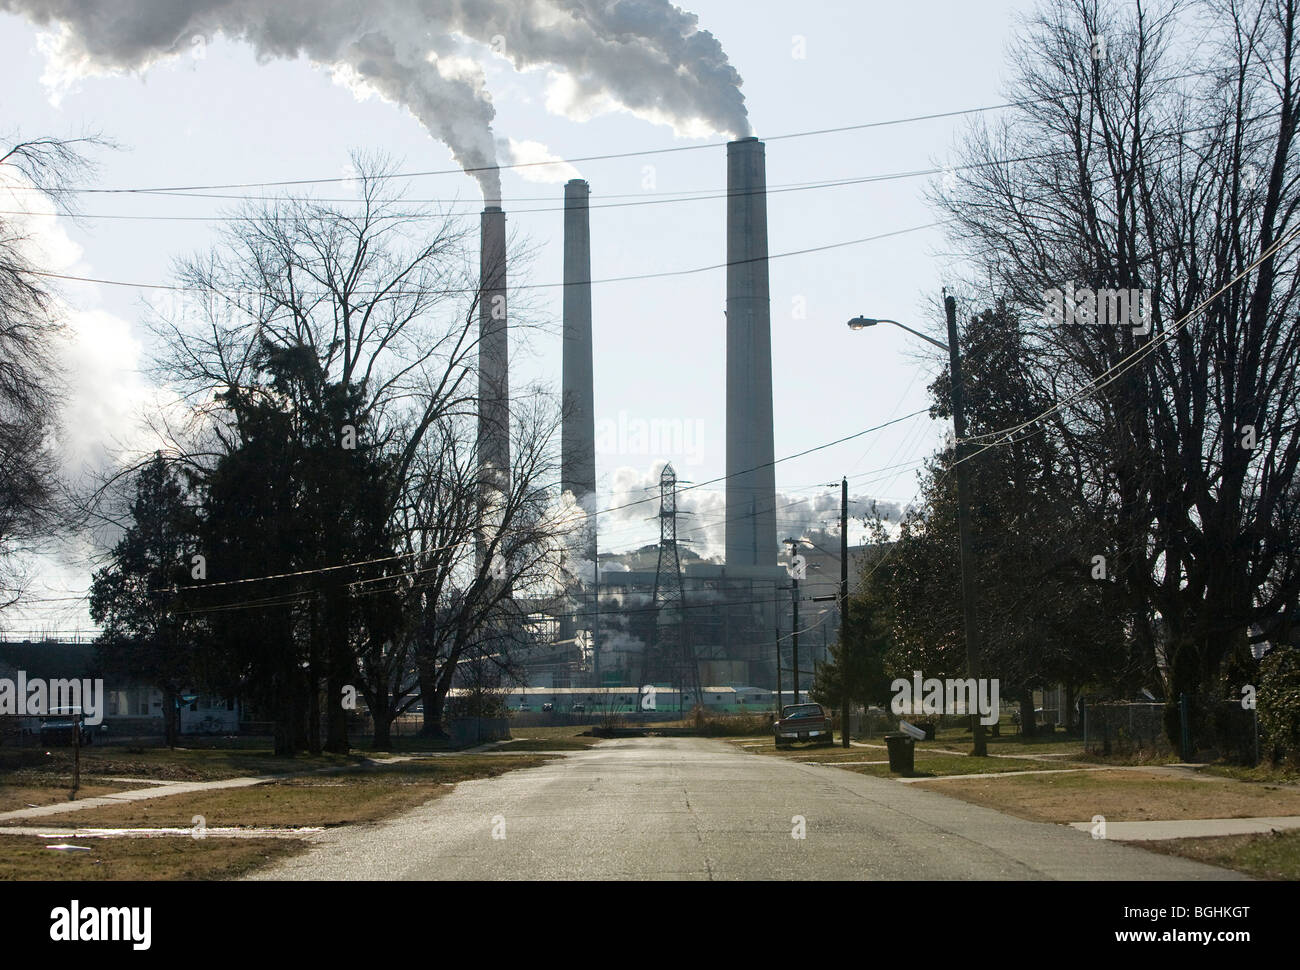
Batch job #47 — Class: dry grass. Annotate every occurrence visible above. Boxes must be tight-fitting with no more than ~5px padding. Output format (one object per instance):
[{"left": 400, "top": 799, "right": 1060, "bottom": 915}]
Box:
[
  {"left": 1137, "top": 829, "right": 1300, "bottom": 881},
  {"left": 848, "top": 755, "right": 1058, "bottom": 778},
  {"left": 915, "top": 768, "right": 1300, "bottom": 823},
  {"left": 0, "top": 835, "right": 310, "bottom": 881},
  {"left": 0, "top": 778, "right": 155, "bottom": 813},
  {"left": 12, "top": 746, "right": 367, "bottom": 782},
  {"left": 0, "top": 754, "right": 553, "bottom": 829}
]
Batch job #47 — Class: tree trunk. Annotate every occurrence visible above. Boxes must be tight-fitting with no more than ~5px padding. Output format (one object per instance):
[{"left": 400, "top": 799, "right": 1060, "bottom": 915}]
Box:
[
  {"left": 417, "top": 662, "right": 449, "bottom": 738},
  {"left": 323, "top": 586, "right": 350, "bottom": 754},
  {"left": 371, "top": 710, "right": 393, "bottom": 750},
  {"left": 307, "top": 597, "right": 322, "bottom": 754},
  {"left": 1018, "top": 687, "right": 1037, "bottom": 738}
]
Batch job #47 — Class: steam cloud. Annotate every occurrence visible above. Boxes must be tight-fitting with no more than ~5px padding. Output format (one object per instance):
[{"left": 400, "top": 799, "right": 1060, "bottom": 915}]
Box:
[
  {"left": 5, "top": 0, "right": 750, "bottom": 203},
  {"left": 604, "top": 463, "right": 903, "bottom": 561}
]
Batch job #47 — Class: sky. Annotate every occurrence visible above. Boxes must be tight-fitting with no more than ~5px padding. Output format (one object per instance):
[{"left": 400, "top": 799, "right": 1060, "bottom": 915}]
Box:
[{"left": 0, "top": 0, "right": 1039, "bottom": 633}]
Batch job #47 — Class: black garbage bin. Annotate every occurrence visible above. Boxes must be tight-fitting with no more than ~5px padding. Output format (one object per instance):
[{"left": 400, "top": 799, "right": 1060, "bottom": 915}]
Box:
[{"left": 883, "top": 732, "right": 915, "bottom": 774}]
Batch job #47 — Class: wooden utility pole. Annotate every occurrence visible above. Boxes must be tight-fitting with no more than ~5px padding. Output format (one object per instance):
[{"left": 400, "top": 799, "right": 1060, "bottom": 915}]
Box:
[
  {"left": 840, "top": 476, "right": 851, "bottom": 748},
  {"left": 784, "top": 538, "right": 802, "bottom": 706},
  {"left": 945, "top": 294, "right": 987, "bottom": 757},
  {"left": 71, "top": 708, "right": 81, "bottom": 799},
  {"left": 774, "top": 588, "right": 782, "bottom": 714}
]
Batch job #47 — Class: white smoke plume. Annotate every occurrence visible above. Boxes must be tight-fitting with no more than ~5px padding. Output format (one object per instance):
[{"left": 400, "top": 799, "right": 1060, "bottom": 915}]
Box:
[
  {"left": 5, "top": 0, "right": 751, "bottom": 204},
  {"left": 504, "top": 137, "right": 581, "bottom": 184},
  {"left": 601, "top": 462, "right": 903, "bottom": 561},
  {"left": 480, "top": 0, "right": 750, "bottom": 138}
]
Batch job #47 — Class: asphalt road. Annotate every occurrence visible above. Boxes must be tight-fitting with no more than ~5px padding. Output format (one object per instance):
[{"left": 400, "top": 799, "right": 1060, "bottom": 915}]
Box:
[{"left": 249, "top": 737, "right": 1244, "bottom": 880}]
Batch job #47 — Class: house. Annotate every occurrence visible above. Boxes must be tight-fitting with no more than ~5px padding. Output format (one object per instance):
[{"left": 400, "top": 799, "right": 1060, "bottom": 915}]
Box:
[{"left": 0, "top": 639, "right": 241, "bottom": 737}]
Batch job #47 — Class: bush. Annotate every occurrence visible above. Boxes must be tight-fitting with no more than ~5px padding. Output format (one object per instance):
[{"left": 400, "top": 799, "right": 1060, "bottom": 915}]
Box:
[
  {"left": 688, "top": 709, "right": 773, "bottom": 737},
  {"left": 1259, "top": 648, "right": 1300, "bottom": 766}
]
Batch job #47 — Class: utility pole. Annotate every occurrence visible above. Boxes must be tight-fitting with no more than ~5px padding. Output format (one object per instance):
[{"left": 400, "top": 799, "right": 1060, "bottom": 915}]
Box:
[
  {"left": 592, "top": 562, "right": 600, "bottom": 684},
  {"left": 774, "top": 588, "right": 782, "bottom": 714},
  {"left": 784, "top": 538, "right": 804, "bottom": 705},
  {"left": 840, "top": 476, "right": 851, "bottom": 748},
  {"left": 945, "top": 293, "right": 987, "bottom": 757}
]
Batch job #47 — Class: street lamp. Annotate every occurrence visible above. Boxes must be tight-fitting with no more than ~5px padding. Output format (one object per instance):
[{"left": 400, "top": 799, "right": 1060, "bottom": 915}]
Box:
[
  {"left": 846, "top": 296, "right": 988, "bottom": 757},
  {"left": 846, "top": 316, "right": 950, "bottom": 353}
]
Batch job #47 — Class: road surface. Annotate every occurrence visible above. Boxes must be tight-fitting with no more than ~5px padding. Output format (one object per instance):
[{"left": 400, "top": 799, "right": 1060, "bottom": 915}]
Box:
[{"left": 249, "top": 737, "right": 1243, "bottom": 880}]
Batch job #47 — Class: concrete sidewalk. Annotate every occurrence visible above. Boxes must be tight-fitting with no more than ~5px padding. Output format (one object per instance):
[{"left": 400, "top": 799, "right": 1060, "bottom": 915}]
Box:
[
  {"left": 0, "top": 743, "right": 548, "bottom": 825},
  {"left": 1067, "top": 816, "right": 1300, "bottom": 841},
  {"left": 0, "top": 774, "right": 284, "bottom": 824}
]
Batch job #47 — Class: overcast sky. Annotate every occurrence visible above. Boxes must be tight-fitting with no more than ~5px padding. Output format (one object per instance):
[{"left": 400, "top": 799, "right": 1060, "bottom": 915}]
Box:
[{"left": 0, "top": 0, "right": 1038, "bottom": 632}]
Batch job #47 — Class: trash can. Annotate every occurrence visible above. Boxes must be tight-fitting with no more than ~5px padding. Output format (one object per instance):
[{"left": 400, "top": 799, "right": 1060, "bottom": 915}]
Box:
[{"left": 884, "top": 733, "right": 915, "bottom": 775}]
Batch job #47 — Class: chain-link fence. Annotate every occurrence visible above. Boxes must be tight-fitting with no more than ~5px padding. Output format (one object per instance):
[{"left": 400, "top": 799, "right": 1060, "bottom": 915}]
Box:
[{"left": 1082, "top": 701, "right": 1171, "bottom": 756}]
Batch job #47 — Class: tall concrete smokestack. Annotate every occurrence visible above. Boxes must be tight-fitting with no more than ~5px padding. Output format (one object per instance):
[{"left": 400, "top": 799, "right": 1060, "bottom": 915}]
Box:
[
  {"left": 478, "top": 205, "right": 509, "bottom": 494},
  {"left": 561, "top": 179, "right": 597, "bottom": 665},
  {"left": 562, "top": 179, "right": 596, "bottom": 513},
  {"left": 725, "top": 137, "right": 777, "bottom": 566}
]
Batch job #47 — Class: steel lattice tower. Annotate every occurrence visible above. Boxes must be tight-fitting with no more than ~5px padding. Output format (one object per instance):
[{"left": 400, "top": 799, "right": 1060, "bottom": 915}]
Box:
[{"left": 640, "top": 464, "right": 702, "bottom": 710}]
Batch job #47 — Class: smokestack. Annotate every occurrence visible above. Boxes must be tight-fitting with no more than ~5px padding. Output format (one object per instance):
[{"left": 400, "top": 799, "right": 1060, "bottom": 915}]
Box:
[
  {"left": 478, "top": 205, "right": 509, "bottom": 493},
  {"left": 561, "top": 179, "right": 597, "bottom": 659},
  {"left": 725, "top": 137, "right": 777, "bottom": 566},
  {"left": 562, "top": 179, "right": 597, "bottom": 518}
]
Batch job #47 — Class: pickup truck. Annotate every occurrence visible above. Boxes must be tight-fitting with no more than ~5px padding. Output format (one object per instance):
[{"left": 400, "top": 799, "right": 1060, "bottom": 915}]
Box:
[
  {"left": 37, "top": 709, "right": 95, "bottom": 747},
  {"left": 773, "top": 703, "right": 835, "bottom": 747}
]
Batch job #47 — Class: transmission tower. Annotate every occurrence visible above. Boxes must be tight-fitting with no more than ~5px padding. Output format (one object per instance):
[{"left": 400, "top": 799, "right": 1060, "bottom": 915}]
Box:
[{"left": 640, "top": 463, "right": 702, "bottom": 711}]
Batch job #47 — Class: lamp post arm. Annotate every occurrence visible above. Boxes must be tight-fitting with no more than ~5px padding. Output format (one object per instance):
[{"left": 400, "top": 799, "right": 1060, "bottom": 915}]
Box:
[{"left": 879, "top": 319, "right": 950, "bottom": 353}]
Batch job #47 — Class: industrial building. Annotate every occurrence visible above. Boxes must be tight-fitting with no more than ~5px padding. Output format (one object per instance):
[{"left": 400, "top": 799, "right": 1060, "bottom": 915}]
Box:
[{"left": 474, "top": 136, "right": 854, "bottom": 701}]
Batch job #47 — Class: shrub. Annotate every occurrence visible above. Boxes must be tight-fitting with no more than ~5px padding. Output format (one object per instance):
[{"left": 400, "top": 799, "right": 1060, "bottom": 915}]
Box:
[{"left": 1259, "top": 648, "right": 1300, "bottom": 766}]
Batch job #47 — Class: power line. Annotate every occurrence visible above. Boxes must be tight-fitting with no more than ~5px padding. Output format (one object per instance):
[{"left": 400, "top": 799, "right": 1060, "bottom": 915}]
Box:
[
  {"left": 15, "top": 408, "right": 932, "bottom": 610},
  {"left": 4, "top": 61, "right": 1268, "bottom": 198},
  {"left": 26, "top": 221, "right": 944, "bottom": 294},
  {"left": 0, "top": 101, "right": 1037, "bottom": 197},
  {"left": 952, "top": 223, "right": 1300, "bottom": 466},
  {"left": 0, "top": 114, "right": 1249, "bottom": 225},
  {"left": 587, "top": 409, "right": 930, "bottom": 523}
]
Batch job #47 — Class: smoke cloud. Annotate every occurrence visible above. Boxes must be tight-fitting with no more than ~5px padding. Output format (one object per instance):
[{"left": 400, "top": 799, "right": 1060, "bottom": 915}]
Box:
[
  {"left": 5, "top": 0, "right": 750, "bottom": 203},
  {"left": 603, "top": 462, "right": 903, "bottom": 561},
  {"left": 479, "top": 0, "right": 750, "bottom": 138}
]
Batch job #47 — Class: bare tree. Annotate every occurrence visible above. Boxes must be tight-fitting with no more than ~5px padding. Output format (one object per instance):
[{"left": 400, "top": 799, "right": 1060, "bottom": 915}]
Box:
[
  {"left": 144, "top": 152, "right": 573, "bottom": 753},
  {"left": 0, "top": 135, "right": 102, "bottom": 612},
  {"left": 934, "top": 0, "right": 1300, "bottom": 744},
  {"left": 393, "top": 389, "right": 576, "bottom": 742}
]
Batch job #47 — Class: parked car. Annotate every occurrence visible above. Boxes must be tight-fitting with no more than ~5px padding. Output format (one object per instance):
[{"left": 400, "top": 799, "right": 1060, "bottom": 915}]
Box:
[
  {"left": 38, "top": 708, "right": 94, "bottom": 747},
  {"left": 773, "top": 703, "right": 835, "bottom": 747},
  {"left": 541, "top": 702, "right": 554, "bottom": 713},
  {"left": 571, "top": 703, "right": 586, "bottom": 713}
]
